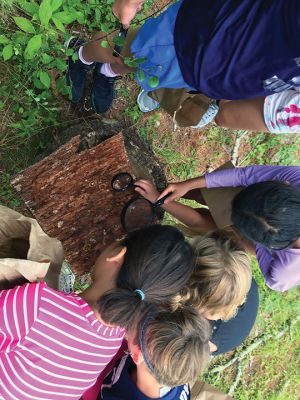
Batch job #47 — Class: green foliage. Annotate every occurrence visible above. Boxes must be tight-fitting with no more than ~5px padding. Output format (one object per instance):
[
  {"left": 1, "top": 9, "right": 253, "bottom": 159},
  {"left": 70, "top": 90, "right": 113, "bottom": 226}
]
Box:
[
  {"left": 148, "top": 75, "right": 159, "bottom": 88},
  {"left": 0, "top": 0, "right": 122, "bottom": 141},
  {"left": 0, "top": 173, "right": 21, "bottom": 208}
]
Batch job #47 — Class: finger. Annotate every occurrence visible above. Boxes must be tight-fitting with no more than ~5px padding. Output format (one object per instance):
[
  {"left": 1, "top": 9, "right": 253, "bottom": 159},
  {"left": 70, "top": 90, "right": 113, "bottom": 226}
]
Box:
[
  {"left": 134, "top": 186, "right": 145, "bottom": 195},
  {"left": 135, "top": 179, "right": 150, "bottom": 185},
  {"left": 134, "top": 180, "right": 149, "bottom": 190},
  {"left": 157, "top": 186, "right": 174, "bottom": 201}
]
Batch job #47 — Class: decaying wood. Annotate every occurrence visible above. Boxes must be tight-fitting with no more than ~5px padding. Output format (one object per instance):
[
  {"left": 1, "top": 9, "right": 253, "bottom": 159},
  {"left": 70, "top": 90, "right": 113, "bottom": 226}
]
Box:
[{"left": 12, "top": 129, "right": 167, "bottom": 275}]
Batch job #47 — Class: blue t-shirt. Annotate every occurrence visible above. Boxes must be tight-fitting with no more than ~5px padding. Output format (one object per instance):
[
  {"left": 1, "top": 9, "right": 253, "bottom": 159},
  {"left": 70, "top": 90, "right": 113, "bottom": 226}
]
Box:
[
  {"left": 174, "top": 0, "right": 300, "bottom": 99},
  {"left": 98, "top": 355, "right": 190, "bottom": 400}
]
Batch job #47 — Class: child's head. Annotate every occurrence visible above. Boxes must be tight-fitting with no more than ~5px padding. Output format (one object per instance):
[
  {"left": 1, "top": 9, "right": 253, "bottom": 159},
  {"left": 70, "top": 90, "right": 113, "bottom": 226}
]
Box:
[
  {"left": 232, "top": 181, "right": 300, "bottom": 250},
  {"left": 179, "top": 232, "right": 252, "bottom": 321},
  {"left": 127, "top": 307, "right": 211, "bottom": 386},
  {"left": 97, "top": 225, "right": 195, "bottom": 331}
]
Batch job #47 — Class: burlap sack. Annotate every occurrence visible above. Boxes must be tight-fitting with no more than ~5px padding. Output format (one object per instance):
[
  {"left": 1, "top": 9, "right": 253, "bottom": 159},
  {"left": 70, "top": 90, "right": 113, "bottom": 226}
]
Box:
[
  {"left": 149, "top": 88, "right": 212, "bottom": 128},
  {"left": 200, "top": 161, "right": 242, "bottom": 229},
  {"left": 190, "top": 380, "right": 234, "bottom": 400},
  {"left": 0, "top": 205, "right": 64, "bottom": 290}
]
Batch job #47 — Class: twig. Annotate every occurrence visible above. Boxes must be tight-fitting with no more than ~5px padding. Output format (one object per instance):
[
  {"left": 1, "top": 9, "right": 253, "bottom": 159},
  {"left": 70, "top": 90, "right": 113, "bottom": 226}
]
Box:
[
  {"left": 231, "top": 130, "right": 248, "bottom": 166},
  {"left": 209, "top": 316, "right": 300, "bottom": 374},
  {"left": 228, "top": 361, "right": 244, "bottom": 396}
]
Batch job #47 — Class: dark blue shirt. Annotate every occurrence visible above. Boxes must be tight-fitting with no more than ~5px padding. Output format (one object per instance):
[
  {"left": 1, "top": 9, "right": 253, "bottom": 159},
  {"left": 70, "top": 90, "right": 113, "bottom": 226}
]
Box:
[
  {"left": 99, "top": 356, "right": 190, "bottom": 400},
  {"left": 211, "top": 279, "right": 259, "bottom": 355},
  {"left": 174, "top": 0, "right": 300, "bottom": 99}
]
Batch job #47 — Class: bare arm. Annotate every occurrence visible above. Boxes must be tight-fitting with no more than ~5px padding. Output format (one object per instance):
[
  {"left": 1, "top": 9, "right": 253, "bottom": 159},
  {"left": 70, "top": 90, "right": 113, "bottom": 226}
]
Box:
[
  {"left": 135, "top": 179, "right": 210, "bottom": 229},
  {"left": 156, "top": 176, "right": 207, "bottom": 204}
]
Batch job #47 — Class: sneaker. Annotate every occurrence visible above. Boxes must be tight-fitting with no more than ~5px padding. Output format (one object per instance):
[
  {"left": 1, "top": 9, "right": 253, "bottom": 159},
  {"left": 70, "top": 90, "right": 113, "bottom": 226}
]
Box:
[
  {"left": 193, "top": 100, "right": 219, "bottom": 128},
  {"left": 91, "top": 63, "right": 121, "bottom": 114},
  {"left": 65, "top": 37, "right": 94, "bottom": 103},
  {"left": 137, "top": 90, "right": 160, "bottom": 112},
  {"left": 58, "top": 260, "right": 75, "bottom": 293}
]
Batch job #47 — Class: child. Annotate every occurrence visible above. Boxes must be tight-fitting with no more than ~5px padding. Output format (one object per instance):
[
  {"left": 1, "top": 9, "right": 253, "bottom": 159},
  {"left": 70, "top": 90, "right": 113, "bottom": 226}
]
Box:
[
  {"left": 157, "top": 165, "right": 300, "bottom": 292},
  {"left": 99, "top": 307, "right": 211, "bottom": 400},
  {"left": 0, "top": 225, "right": 195, "bottom": 400},
  {"left": 66, "top": 0, "right": 300, "bottom": 133},
  {"left": 180, "top": 233, "right": 258, "bottom": 355},
  {"left": 135, "top": 180, "right": 258, "bottom": 354}
]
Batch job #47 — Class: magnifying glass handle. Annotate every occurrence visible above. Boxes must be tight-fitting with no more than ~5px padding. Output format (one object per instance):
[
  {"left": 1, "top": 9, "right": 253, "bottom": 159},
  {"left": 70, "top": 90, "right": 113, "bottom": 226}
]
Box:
[{"left": 154, "top": 192, "right": 172, "bottom": 207}]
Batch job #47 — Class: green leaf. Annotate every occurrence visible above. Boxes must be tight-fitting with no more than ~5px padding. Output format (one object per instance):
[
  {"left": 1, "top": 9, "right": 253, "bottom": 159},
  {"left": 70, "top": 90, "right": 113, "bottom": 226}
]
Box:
[
  {"left": 53, "top": 11, "right": 77, "bottom": 24},
  {"left": 2, "top": 44, "right": 13, "bottom": 61},
  {"left": 24, "top": 34, "right": 42, "bottom": 59},
  {"left": 51, "top": 16, "right": 65, "bottom": 32},
  {"left": 71, "top": 52, "right": 78, "bottom": 62},
  {"left": 13, "top": 16, "right": 36, "bottom": 33},
  {"left": 101, "top": 40, "right": 108, "bottom": 48},
  {"left": 19, "top": 0, "right": 39, "bottom": 16},
  {"left": 65, "top": 48, "right": 74, "bottom": 57},
  {"left": 76, "top": 11, "right": 85, "bottom": 24},
  {"left": 134, "top": 57, "right": 146, "bottom": 65},
  {"left": 148, "top": 76, "right": 159, "bottom": 88},
  {"left": 39, "top": 71, "right": 51, "bottom": 88},
  {"left": 39, "top": 0, "right": 52, "bottom": 26},
  {"left": 42, "top": 53, "right": 53, "bottom": 64},
  {"left": 124, "top": 56, "right": 138, "bottom": 68},
  {"left": 56, "top": 75, "right": 69, "bottom": 95},
  {"left": 34, "top": 78, "right": 45, "bottom": 89},
  {"left": 100, "top": 23, "right": 109, "bottom": 33},
  {"left": 51, "top": 0, "right": 63, "bottom": 12},
  {"left": 0, "top": 35, "right": 9, "bottom": 44},
  {"left": 54, "top": 58, "right": 67, "bottom": 72},
  {"left": 137, "top": 70, "right": 146, "bottom": 82}
]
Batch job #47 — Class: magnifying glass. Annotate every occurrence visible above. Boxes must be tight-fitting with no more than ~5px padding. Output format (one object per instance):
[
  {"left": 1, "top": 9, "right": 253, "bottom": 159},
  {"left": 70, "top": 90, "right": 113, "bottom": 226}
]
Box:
[
  {"left": 111, "top": 173, "right": 171, "bottom": 232},
  {"left": 111, "top": 172, "right": 135, "bottom": 192},
  {"left": 121, "top": 194, "right": 171, "bottom": 232}
]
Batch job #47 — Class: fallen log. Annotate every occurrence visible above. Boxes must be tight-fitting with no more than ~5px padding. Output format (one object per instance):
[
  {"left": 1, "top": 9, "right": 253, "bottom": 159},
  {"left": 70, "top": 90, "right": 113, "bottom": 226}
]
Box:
[{"left": 12, "top": 124, "right": 166, "bottom": 275}]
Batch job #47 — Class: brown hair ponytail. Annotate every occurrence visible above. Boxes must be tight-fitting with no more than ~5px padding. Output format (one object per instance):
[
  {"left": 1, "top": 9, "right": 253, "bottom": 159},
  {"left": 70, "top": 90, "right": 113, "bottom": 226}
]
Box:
[{"left": 97, "top": 225, "right": 195, "bottom": 331}]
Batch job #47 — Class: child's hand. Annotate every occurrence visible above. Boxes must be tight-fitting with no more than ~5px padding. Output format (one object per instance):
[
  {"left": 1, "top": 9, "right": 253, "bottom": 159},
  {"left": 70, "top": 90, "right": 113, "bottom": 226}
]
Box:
[
  {"left": 112, "top": 0, "right": 144, "bottom": 28},
  {"left": 134, "top": 179, "right": 160, "bottom": 203},
  {"left": 157, "top": 181, "right": 192, "bottom": 204}
]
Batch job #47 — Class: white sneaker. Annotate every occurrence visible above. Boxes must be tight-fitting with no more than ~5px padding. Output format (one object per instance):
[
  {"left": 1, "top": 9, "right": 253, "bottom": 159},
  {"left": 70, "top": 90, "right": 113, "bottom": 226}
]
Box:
[
  {"left": 137, "top": 90, "right": 160, "bottom": 112},
  {"left": 193, "top": 101, "right": 219, "bottom": 128},
  {"left": 59, "top": 260, "right": 75, "bottom": 293}
]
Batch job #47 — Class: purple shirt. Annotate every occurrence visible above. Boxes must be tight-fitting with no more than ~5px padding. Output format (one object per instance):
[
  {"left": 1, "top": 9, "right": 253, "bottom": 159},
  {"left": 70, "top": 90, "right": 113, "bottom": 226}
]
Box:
[
  {"left": 205, "top": 165, "right": 300, "bottom": 292},
  {"left": 174, "top": 0, "right": 300, "bottom": 99}
]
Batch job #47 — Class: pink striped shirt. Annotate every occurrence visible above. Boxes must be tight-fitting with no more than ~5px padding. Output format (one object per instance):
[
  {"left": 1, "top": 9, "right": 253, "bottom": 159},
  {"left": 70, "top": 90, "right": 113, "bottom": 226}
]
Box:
[{"left": 0, "top": 282, "right": 125, "bottom": 400}]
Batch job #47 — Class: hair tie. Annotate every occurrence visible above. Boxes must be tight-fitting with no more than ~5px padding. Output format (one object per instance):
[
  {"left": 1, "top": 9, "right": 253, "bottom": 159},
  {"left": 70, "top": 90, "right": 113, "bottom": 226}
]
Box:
[{"left": 134, "top": 289, "right": 145, "bottom": 301}]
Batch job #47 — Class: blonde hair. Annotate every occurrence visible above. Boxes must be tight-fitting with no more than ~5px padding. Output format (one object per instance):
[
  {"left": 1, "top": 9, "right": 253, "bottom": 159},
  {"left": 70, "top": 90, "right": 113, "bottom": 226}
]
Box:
[
  {"left": 179, "top": 232, "right": 252, "bottom": 321},
  {"left": 141, "top": 307, "right": 211, "bottom": 386}
]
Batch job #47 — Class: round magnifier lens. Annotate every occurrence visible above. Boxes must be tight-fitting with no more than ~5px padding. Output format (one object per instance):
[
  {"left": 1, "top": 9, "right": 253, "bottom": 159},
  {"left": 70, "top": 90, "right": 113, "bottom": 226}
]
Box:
[
  {"left": 111, "top": 173, "right": 134, "bottom": 192},
  {"left": 121, "top": 198, "right": 154, "bottom": 232}
]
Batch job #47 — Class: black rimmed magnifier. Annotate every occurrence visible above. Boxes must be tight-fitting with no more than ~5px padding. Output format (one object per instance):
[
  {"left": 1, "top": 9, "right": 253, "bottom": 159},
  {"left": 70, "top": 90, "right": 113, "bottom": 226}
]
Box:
[{"left": 111, "top": 172, "right": 171, "bottom": 232}]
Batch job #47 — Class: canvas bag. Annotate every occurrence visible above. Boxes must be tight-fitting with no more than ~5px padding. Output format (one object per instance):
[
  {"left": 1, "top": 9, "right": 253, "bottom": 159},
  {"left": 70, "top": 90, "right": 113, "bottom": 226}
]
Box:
[
  {"left": 200, "top": 161, "right": 242, "bottom": 229},
  {"left": 149, "top": 88, "right": 212, "bottom": 128},
  {"left": 0, "top": 205, "right": 64, "bottom": 290}
]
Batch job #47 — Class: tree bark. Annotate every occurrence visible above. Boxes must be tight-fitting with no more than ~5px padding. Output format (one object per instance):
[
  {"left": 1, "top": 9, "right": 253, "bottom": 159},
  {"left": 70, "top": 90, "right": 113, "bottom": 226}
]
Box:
[{"left": 12, "top": 128, "right": 166, "bottom": 275}]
